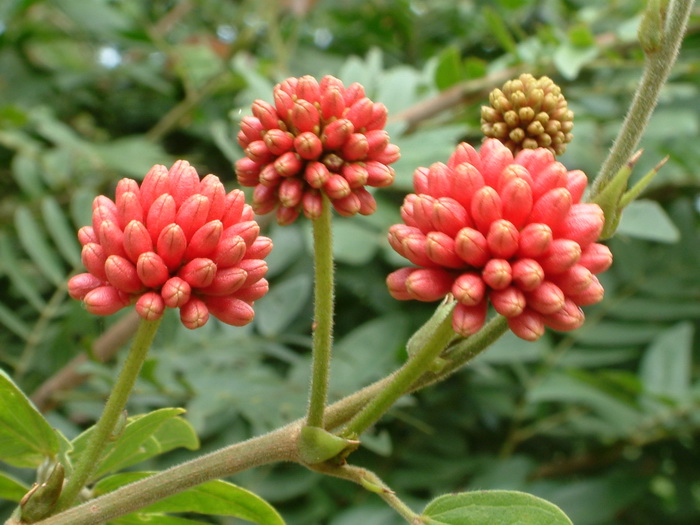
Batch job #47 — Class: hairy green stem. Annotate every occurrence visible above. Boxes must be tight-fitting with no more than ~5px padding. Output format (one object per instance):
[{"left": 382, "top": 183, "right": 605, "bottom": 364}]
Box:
[
  {"left": 34, "top": 427, "right": 297, "bottom": 525},
  {"left": 306, "top": 195, "right": 335, "bottom": 429},
  {"left": 591, "top": 0, "right": 695, "bottom": 195},
  {"left": 53, "top": 318, "right": 162, "bottom": 513},
  {"left": 340, "top": 307, "right": 456, "bottom": 438}
]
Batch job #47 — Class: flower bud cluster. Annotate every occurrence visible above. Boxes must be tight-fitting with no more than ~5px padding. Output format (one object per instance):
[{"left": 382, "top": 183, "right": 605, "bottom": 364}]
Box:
[
  {"left": 235, "top": 75, "right": 400, "bottom": 224},
  {"left": 68, "top": 161, "right": 271, "bottom": 329},
  {"left": 387, "top": 139, "right": 611, "bottom": 341},
  {"left": 481, "top": 74, "right": 574, "bottom": 156}
]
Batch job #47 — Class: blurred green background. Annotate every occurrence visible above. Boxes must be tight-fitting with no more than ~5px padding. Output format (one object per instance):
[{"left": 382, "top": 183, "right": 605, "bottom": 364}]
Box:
[{"left": 1, "top": 0, "right": 700, "bottom": 523}]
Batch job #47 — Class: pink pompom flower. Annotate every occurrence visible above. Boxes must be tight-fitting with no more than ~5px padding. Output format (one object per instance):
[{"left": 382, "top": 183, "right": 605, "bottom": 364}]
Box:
[
  {"left": 235, "top": 75, "right": 400, "bottom": 224},
  {"left": 386, "top": 139, "right": 612, "bottom": 341},
  {"left": 68, "top": 161, "right": 271, "bottom": 329}
]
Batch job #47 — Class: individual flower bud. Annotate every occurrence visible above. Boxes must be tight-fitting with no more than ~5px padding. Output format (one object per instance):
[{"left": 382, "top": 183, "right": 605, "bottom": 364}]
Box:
[
  {"left": 78, "top": 225, "right": 98, "bottom": 246},
  {"left": 332, "top": 193, "right": 362, "bottom": 216},
  {"left": 302, "top": 190, "right": 323, "bottom": 219},
  {"left": 526, "top": 281, "right": 566, "bottom": 314},
  {"left": 236, "top": 278, "right": 270, "bottom": 302},
  {"left": 278, "top": 178, "right": 305, "bottom": 208},
  {"left": 579, "top": 242, "right": 613, "bottom": 273},
  {"left": 490, "top": 287, "right": 526, "bottom": 317},
  {"left": 305, "top": 161, "right": 331, "bottom": 188},
  {"left": 161, "top": 276, "right": 192, "bottom": 308},
  {"left": 511, "top": 259, "right": 544, "bottom": 291},
  {"left": 452, "top": 302, "right": 488, "bottom": 336},
  {"left": 123, "top": 220, "right": 153, "bottom": 263},
  {"left": 432, "top": 197, "right": 470, "bottom": 237},
  {"left": 508, "top": 309, "right": 545, "bottom": 341},
  {"left": 452, "top": 273, "right": 486, "bottom": 306},
  {"left": 355, "top": 187, "right": 377, "bottom": 215},
  {"left": 486, "top": 219, "right": 519, "bottom": 259},
  {"left": 84, "top": 286, "right": 130, "bottom": 315},
  {"left": 116, "top": 191, "right": 144, "bottom": 228},
  {"left": 341, "top": 133, "right": 370, "bottom": 161},
  {"left": 276, "top": 205, "right": 300, "bottom": 226},
  {"left": 176, "top": 194, "right": 211, "bottom": 241},
  {"left": 365, "top": 161, "right": 395, "bottom": 187},
  {"left": 99, "top": 220, "right": 127, "bottom": 258},
  {"left": 135, "top": 292, "right": 165, "bottom": 321},
  {"left": 246, "top": 140, "right": 274, "bottom": 164},
  {"left": 68, "top": 273, "right": 104, "bottom": 300},
  {"left": 294, "top": 131, "right": 324, "bottom": 160},
  {"left": 264, "top": 129, "right": 294, "bottom": 156},
  {"left": 156, "top": 223, "right": 188, "bottom": 270},
  {"left": 274, "top": 151, "right": 303, "bottom": 177},
  {"left": 426, "top": 231, "right": 464, "bottom": 268},
  {"left": 482, "top": 259, "right": 512, "bottom": 290},
  {"left": 105, "top": 255, "right": 143, "bottom": 293},
  {"left": 252, "top": 99, "right": 280, "bottom": 129},
  {"left": 481, "top": 74, "right": 573, "bottom": 155},
  {"left": 239, "top": 116, "right": 265, "bottom": 144},
  {"left": 322, "top": 119, "right": 354, "bottom": 150},
  {"left": 178, "top": 258, "right": 216, "bottom": 288},
  {"left": 136, "top": 251, "right": 169, "bottom": 288},
  {"left": 201, "top": 267, "right": 247, "bottom": 295},
  {"left": 342, "top": 163, "right": 369, "bottom": 188},
  {"left": 82, "top": 243, "right": 108, "bottom": 281},
  {"left": 180, "top": 297, "right": 209, "bottom": 329},
  {"left": 405, "top": 268, "right": 454, "bottom": 302},
  {"left": 205, "top": 295, "right": 255, "bottom": 326},
  {"left": 146, "top": 194, "right": 177, "bottom": 244},
  {"left": 455, "top": 227, "right": 490, "bottom": 267}
]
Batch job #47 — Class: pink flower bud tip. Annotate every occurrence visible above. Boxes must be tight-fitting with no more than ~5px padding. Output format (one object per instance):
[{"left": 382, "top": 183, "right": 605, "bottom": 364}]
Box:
[
  {"left": 236, "top": 75, "right": 400, "bottom": 224},
  {"left": 68, "top": 161, "right": 272, "bottom": 329},
  {"left": 386, "top": 139, "right": 611, "bottom": 340}
]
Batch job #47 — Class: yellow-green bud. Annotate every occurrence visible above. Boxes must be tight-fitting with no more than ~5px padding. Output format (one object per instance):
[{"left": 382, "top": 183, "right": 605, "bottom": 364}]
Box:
[{"left": 481, "top": 74, "right": 574, "bottom": 156}]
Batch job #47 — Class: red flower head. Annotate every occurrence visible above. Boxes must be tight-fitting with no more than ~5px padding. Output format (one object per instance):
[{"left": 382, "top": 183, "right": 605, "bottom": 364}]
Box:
[
  {"left": 235, "top": 75, "right": 400, "bottom": 224},
  {"left": 386, "top": 139, "right": 612, "bottom": 341},
  {"left": 68, "top": 161, "right": 271, "bottom": 329}
]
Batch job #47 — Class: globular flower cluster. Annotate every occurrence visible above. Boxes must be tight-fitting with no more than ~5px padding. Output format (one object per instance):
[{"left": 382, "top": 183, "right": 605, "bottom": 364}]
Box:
[
  {"left": 481, "top": 74, "right": 574, "bottom": 156},
  {"left": 235, "top": 75, "right": 400, "bottom": 225},
  {"left": 68, "top": 161, "right": 271, "bottom": 329},
  {"left": 386, "top": 139, "right": 612, "bottom": 341}
]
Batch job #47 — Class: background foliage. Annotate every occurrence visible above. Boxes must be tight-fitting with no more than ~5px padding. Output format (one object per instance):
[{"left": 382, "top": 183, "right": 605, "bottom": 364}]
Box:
[{"left": 1, "top": 0, "right": 699, "bottom": 524}]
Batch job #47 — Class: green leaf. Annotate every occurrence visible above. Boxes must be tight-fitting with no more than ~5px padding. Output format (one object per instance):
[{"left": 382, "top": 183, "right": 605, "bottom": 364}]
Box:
[
  {"left": 0, "top": 302, "right": 32, "bottom": 340},
  {"left": 15, "top": 205, "right": 66, "bottom": 287},
  {"left": 483, "top": 7, "right": 518, "bottom": 54},
  {"left": 0, "top": 471, "right": 29, "bottom": 501},
  {"left": 255, "top": 274, "right": 312, "bottom": 337},
  {"left": 422, "top": 490, "right": 573, "bottom": 525},
  {"left": 41, "top": 197, "right": 82, "bottom": 268},
  {"left": 528, "top": 371, "right": 643, "bottom": 436},
  {"left": 435, "top": 46, "right": 464, "bottom": 90},
  {"left": 111, "top": 515, "right": 209, "bottom": 525},
  {"left": 553, "top": 43, "right": 598, "bottom": 80},
  {"left": 0, "top": 233, "right": 46, "bottom": 311},
  {"left": 11, "top": 152, "right": 45, "bottom": 198},
  {"left": 95, "top": 473, "right": 285, "bottom": 525},
  {"left": 71, "top": 408, "right": 198, "bottom": 480},
  {"left": 333, "top": 219, "right": 381, "bottom": 265},
  {"left": 0, "top": 369, "right": 60, "bottom": 467},
  {"left": 92, "top": 137, "right": 170, "bottom": 179},
  {"left": 639, "top": 322, "right": 693, "bottom": 401},
  {"left": 616, "top": 199, "right": 680, "bottom": 243}
]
